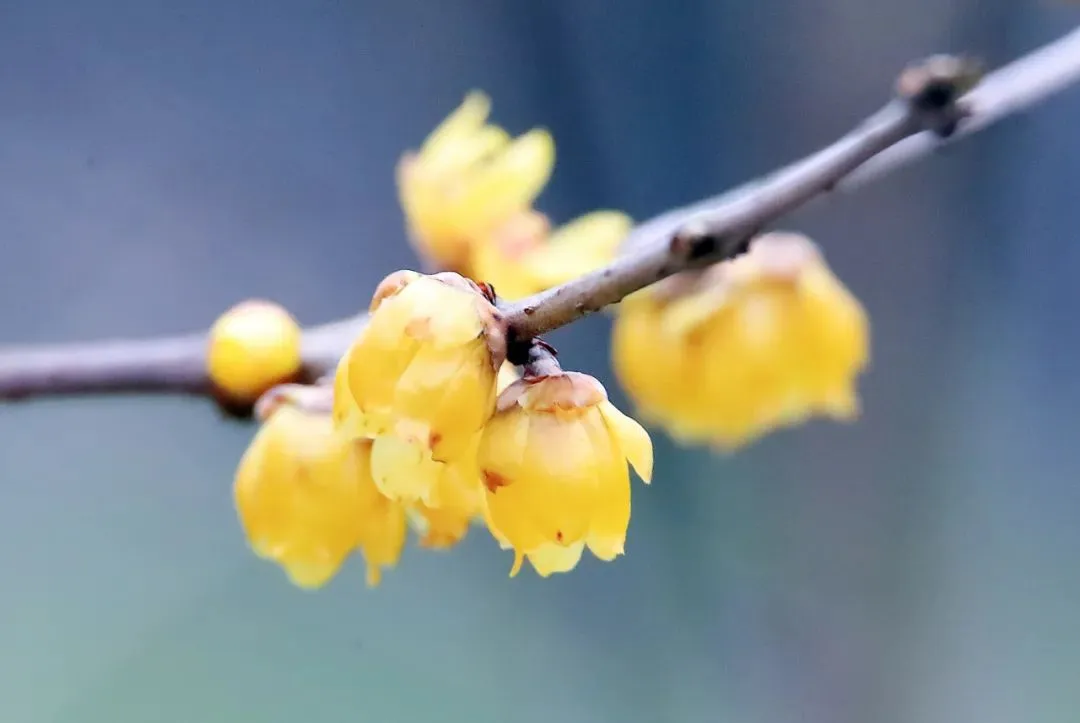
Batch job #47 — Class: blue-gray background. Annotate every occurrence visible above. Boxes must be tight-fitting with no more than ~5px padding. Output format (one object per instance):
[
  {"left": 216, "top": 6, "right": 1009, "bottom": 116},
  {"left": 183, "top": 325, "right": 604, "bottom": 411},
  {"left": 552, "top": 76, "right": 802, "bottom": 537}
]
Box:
[{"left": 2, "top": 2, "right": 1078, "bottom": 722}]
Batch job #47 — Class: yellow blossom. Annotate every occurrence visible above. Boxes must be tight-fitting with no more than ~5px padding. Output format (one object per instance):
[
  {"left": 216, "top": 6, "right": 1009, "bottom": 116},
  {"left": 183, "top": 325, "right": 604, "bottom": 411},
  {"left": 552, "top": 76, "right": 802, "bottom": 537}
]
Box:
[
  {"left": 611, "top": 232, "right": 870, "bottom": 450},
  {"left": 408, "top": 436, "right": 484, "bottom": 549},
  {"left": 337, "top": 271, "right": 507, "bottom": 505},
  {"left": 233, "top": 404, "right": 407, "bottom": 589},
  {"left": 478, "top": 371, "right": 653, "bottom": 577},
  {"left": 206, "top": 299, "right": 302, "bottom": 404},
  {"left": 407, "top": 361, "right": 522, "bottom": 549},
  {"left": 471, "top": 209, "right": 633, "bottom": 300},
  {"left": 397, "top": 92, "right": 555, "bottom": 273}
]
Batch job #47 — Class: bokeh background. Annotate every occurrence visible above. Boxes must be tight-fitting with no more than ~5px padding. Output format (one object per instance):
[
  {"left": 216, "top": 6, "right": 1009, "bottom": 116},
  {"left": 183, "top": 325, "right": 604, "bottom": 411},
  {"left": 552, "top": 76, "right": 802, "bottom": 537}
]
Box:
[{"left": 2, "top": 2, "right": 1079, "bottom": 722}]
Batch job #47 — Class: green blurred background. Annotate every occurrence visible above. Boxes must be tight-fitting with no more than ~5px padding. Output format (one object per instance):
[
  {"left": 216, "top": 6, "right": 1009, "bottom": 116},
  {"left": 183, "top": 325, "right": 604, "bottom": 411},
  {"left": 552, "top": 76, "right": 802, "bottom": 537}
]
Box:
[{"left": 2, "top": 2, "right": 1080, "bottom": 722}]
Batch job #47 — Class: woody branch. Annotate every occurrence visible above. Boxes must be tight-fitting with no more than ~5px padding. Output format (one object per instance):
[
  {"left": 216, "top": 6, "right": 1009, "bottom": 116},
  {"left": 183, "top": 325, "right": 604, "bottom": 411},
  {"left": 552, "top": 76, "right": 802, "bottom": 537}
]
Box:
[{"left": 2, "top": 27, "right": 1080, "bottom": 404}]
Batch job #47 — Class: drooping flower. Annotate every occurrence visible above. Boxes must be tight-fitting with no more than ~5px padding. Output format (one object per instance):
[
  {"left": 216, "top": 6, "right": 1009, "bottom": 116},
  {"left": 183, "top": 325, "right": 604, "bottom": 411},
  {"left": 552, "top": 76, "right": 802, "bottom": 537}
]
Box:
[
  {"left": 206, "top": 299, "right": 302, "bottom": 404},
  {"left": 233, "top": 404, "right": 406, "bottom": 589},
  {"left": 611, "top": 232, "right": 870, "bottom": 450},
  {"left": 337, "top": 271, "right": 507, "bottom": 505},
  {"left": 397, "top": 92, "right": 555, "bottom": 273},
  {"left": 478, "top": 371, "right": 653, "bottom": 577},
  {"left": 470, "top": 209, "right": 633, "bottom": 300}
]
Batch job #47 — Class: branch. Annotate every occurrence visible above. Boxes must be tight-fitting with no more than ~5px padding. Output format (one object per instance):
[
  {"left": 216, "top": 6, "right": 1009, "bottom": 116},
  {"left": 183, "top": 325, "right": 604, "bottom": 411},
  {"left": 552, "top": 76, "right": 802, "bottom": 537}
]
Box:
[
  {"left": 502, "top": 55, "right": 974, "bottom": 339},
  {"left": 2, "top": 27, "right": 1080, "bottom": 405},
  {"left": 0, "top": 315, "right": 366, "bottom": 403},
  {"left": 504, "top": 27, "right": 1080, "bottom": 337}
]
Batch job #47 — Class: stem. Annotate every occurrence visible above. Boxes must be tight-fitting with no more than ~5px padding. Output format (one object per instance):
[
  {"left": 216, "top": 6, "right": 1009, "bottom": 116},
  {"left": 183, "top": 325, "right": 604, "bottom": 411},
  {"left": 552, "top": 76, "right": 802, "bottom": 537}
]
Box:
[
  {"left": 501, "top": 56, "right": 972, "bottom": 339},
  {"left": 517, "top": 339, "right": 563, "bottom": 379},
  {"left": 2, "top": 29, "right": 1080, "bottom": 406},
  {"left": 0, "top": 314, "right": 367, "bottom": 403}
]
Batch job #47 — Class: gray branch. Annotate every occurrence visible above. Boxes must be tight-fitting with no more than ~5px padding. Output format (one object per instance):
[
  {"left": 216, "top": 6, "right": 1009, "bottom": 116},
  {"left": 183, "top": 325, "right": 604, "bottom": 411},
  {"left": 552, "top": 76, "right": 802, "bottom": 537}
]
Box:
[{"left": 3, "top": 27, "right": 1080, "bottom": 406}]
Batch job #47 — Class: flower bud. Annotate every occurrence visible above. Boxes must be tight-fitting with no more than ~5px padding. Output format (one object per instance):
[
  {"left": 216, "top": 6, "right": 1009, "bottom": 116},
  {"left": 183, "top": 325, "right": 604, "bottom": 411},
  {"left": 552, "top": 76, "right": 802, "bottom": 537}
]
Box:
[
  {"left": 207, "top": 300, "right": 302, "bottom": 404},
  {"left": 337, "top": 271, "right": 507, "bottom": 505}
]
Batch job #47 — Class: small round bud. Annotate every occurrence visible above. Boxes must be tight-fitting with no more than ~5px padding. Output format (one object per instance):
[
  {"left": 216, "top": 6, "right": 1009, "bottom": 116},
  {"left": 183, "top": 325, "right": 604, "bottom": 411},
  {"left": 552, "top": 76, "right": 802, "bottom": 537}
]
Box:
[{"left": 207, "top": 300, "right": 303, "bottom": 403}]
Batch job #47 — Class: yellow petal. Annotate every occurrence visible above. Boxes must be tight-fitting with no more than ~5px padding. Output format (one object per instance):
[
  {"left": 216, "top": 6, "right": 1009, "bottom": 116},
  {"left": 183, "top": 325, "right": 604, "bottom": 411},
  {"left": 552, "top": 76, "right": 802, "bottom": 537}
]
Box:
[
  {"left": 420, "top": 91, "right": 492, "bottom": 165},
  {"left": 525, "top": 211, "right": 632, "bottom": 289},
  {"left": 356, "top": 494, "right": 408, "bottom": 587},
  {"left": 425, "top": 125, "right": 512, "bottom": 182},
  {"left": 598, "top": 401, "right": 653, "bottom": 484},
  {"left": 369, "top": 433, "right": 443, "bottom": 504},
  {"left": 579, "top": 409, "right": 631, "bottom": 561},
  {"left": 516, "top": 413, "right": 599, "bottom": 544},
  {"left": 527, "top": 542, "right": 586, "bottom": 577},
  {"left": 280, "top": 552, "right": 345, "bottom": 590},
  {"left": 447, "top": 128, "right": 555, "bottom": 233},
  {"left": 392, "top": 337, "right": 497, "bottom": 462},
  {"left": 478, "top": 407, "right": 548, "bottom": 552},
  {"left": 509, "top": 550, "right": 525, "bottom": 578}
]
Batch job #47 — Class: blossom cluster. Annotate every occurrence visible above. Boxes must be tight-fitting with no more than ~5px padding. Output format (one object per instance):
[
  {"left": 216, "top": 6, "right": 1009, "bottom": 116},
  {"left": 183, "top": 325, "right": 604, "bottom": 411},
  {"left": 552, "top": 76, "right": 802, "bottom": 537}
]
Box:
[
  {"left": 209, "top": 93, "right": 870, "bottom": 590},
  {"left": 236, "top": 270, "right": 652, "bottom": 587}
]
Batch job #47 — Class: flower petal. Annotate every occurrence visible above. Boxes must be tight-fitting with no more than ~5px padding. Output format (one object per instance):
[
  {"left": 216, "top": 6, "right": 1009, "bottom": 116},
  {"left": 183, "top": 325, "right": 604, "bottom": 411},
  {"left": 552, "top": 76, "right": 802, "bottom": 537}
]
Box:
[
  {"left": 528, "top": 542, "right": 586, "bottom": 577},
  {"left": 599, "top": 401, "right": 653, "bottom": 484}
]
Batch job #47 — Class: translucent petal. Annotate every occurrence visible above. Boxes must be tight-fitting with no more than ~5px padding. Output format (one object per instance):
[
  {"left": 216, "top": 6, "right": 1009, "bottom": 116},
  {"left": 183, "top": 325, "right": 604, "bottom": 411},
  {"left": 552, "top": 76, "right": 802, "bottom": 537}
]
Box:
[
  {"left": 580, "top": 410, "right": 631, "bottom": 561},
  {"left": 478, "top": 408, "right": 548, "bottom": 552},
  {"left": 598, "top": 401, "right": 653, "bottom": 484},
  {"left": 527, "top": 541, "right": 586, "bottom": 577},
  {"left": 447, "top": 129, "right": 555, "bottom": 233},
  {"left": 356, "top": 495, "right": 408, "bottom": 587},
  {"left": 369, "top": 433, "right": 444, "bottom": 504},
  {"left": 517, "top": 413, "right": 600, "bottom": 544},
  {"left": 392, "top": 338, "right": 497, "bottom": 461},
  {"left": 420, "top": 91, "right": 492, "bottom": 165},
  {"left": 425, "top": 125, "right": 512, "bottom": 181},
  {"left": 525, "top": 211, "right": 632, "bottom": 290},
  {"left": 280, "top": 552, "right": 344, "bottom": 590},
  {"left": 393, "top": 277, "right": 486, "bottom": 348}
]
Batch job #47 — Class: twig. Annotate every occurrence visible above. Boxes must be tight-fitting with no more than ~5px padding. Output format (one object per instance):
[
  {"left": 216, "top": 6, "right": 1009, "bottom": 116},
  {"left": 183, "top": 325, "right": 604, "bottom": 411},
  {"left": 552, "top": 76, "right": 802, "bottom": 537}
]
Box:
[
  {"left": 2, "top": 28, "right": 1080, "bottom": 405},
  {"left": 500, "top": 55, "right": 975, "bottom": 339},
  {"left": 614, "top": 27, "right": 1080, "bottom": 260},
  {"left": 0, "top": 315, "right": 367, "bottom": 403}
]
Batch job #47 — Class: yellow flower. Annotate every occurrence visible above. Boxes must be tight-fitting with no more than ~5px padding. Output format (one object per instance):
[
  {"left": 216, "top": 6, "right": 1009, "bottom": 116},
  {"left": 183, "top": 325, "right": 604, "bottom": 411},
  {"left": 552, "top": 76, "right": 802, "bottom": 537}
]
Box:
[
  {"left": 337, "top": 271, "right": 507, "bottom": 505},
  {"left": 397, "top": 92, "right": 555, "bottom": 273},
  {"left": 408, "top": 436, "right": 484, "bottom": 549},
  {"left": 206, "top": 299, "right": 302, "bottom": 404},
  {"left": 478, "top": 371, "right": 653, "bottom": 577},
  {"left": 233, "top": 404, "right": 406, "bottom": 589},
  {"left": 611, "top": 232, "right": 870, "bottom": 450},
  {"left": 471, "top": 209, "right": 633, "bottom": 300},
  {"left": 407, "top": 361, "right": 522, "bottom": 549}
]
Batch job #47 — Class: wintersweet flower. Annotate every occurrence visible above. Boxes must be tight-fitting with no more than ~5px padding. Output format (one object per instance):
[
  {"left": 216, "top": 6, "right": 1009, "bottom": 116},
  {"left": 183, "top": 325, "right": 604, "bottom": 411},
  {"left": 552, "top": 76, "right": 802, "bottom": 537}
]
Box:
[
  {"left": 397, "top": 91, "right": 555, "bottom": 273},
  {"left": 611, "top": 232, "right": 870, "bottom": 450},
  {"left": 337, "top": 271, "right": 507, "bottom": 505},
  {"left": 478, "top": 371, "right": 653, "bottom": 577},
  {"left": 233, "top": 404, "right": 406, "bottom": 589},
  {"left": 206, "top": 299, "right": 302, "bottom": 404},
  {"left": 470, "top": 209, "right": 633, "bottom": 300}
]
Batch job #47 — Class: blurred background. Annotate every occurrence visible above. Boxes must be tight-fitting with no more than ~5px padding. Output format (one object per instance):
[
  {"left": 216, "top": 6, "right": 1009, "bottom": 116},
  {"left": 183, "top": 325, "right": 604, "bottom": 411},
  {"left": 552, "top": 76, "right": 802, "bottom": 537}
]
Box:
[{"left": 2, "top": 2, "right": 1079, "bottom": 722}]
